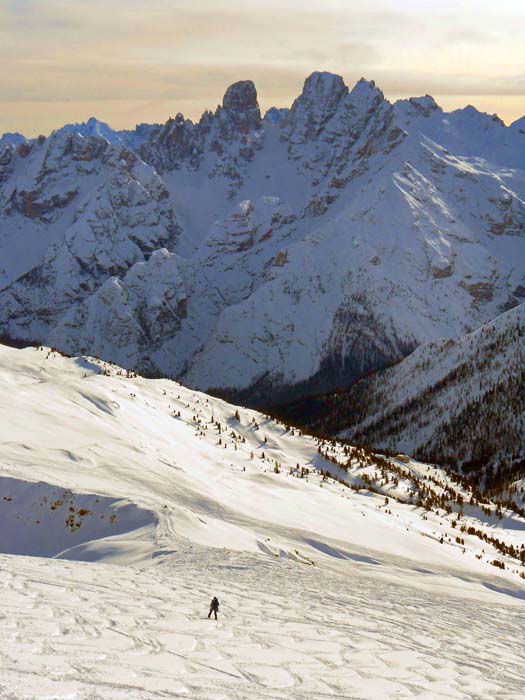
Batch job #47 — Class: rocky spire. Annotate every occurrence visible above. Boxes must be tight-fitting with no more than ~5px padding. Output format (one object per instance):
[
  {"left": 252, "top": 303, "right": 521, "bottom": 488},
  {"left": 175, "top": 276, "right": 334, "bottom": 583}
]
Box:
[
  {"left": 220, "top": 80, "right": 262, "bottom": 132},
  {"left": 282, "top": 72, "right": 349, "bottom": 148},
  {"left": 299, "top": 71, "right": 348, "bottom": 109}
]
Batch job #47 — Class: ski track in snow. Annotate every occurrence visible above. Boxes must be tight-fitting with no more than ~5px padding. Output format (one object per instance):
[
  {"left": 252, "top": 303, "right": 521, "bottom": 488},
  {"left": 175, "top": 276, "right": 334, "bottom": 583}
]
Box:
[{"left": 1, "top": 546, "right": 524, "bottom": 700}]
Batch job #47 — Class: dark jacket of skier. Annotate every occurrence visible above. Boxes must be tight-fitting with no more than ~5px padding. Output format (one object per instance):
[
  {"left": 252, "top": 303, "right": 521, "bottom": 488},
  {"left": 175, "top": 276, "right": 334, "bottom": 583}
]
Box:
[{"left": 208, "top": 596, "right": 219, "bottom": 619}]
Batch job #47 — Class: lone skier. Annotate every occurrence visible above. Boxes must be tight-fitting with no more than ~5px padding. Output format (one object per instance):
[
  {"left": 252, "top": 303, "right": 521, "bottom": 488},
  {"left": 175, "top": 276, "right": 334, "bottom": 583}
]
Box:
[{"left": 208, "top": 596, "right": 219, "bottom": 620}]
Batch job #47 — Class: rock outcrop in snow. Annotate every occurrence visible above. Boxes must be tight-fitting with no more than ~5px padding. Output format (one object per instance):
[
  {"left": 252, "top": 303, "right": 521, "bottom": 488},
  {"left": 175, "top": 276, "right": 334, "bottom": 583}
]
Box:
[{"left": 141, "top": 79, "right": 263, "bottom": 187}]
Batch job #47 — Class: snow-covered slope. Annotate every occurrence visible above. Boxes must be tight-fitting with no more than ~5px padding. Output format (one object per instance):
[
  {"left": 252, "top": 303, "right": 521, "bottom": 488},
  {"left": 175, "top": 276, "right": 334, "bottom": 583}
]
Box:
[
  {"left": 1, "top": 343, "right": 524, "bottom": 699},
  {"left": 1, "top": 73, "right": 524, "bottom": 401},
  {"left": 280, "top": 304, "right": 524, "bottom": 492},
  {"left": 343, "top": 304, "right": 524, "bottom": 471}
]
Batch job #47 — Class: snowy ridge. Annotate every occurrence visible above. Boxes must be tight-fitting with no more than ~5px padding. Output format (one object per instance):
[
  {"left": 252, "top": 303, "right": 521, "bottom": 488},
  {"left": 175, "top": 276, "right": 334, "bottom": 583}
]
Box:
[
  {"left": 57, "top": 117, "right": 160, "bottom": 152},
  {"left": 0, "top": 119, "right": 159, "bottom": 153},
  {"left": 280, "top": 304, "right": 524, "bottom": 493},
  {"left": 340, "top": 303, "right": 524, "bottom": 480},
  {"left": 1, "top": 343, "right": 524, "bottom": 698},
  {"left": 0, "top": 73, "right": 523, "bottom": 403}
]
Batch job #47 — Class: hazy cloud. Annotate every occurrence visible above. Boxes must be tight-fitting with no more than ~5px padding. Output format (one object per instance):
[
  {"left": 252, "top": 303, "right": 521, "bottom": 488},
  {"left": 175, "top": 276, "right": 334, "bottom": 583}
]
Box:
[{"left": 1, "top": 0, "right": 524, "bottom": 134}]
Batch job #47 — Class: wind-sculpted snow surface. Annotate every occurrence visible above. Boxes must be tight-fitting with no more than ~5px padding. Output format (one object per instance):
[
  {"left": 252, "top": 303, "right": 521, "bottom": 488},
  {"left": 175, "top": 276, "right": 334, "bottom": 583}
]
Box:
[
  {"left": 0, "top": 344, "right": 524, "bottom": 698},
  {"left": 0, "top": 73, "right": 524, "bottom": 401},
  {"left": 2, "top": 547, "right": 524, "bottom": 700}
]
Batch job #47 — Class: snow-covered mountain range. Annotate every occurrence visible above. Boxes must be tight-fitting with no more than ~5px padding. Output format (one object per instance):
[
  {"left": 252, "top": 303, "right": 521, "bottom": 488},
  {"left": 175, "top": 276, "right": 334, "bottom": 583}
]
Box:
[
  {"left": 1, "top": 72, "right": 524, "bottom": 404},
  {"left": 1, "top": 343, "right": 524, "bottom": 698},
  {"left": 0, "top": 117, "right": 158, "bottom": 153}
]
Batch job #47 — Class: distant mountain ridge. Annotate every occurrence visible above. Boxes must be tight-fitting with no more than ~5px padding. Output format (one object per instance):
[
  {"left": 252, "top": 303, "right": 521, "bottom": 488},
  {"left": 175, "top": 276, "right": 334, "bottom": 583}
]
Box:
[
  {"left": 0, "top": 72, "right": 524, "bottom": 406},
  {"left": 58, "top": 117, "right": 160, "bottom": 152},
  {"left": 0, "top": 117, "right": 160, "bottom": 153}
]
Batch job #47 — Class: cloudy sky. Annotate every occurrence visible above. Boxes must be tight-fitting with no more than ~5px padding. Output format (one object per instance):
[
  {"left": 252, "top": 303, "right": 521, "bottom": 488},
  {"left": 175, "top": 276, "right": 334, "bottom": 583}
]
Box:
[{"left": 1, "top": 0, "right": 524, "bottom": 136}]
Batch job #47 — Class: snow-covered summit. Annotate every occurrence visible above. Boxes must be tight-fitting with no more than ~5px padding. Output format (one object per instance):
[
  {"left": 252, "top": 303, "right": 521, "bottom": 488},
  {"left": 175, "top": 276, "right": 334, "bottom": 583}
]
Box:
[
  {"left": 264, "top": 105, "right": 289, "bottom": 124},
  {"left": 0, "top": 131, "right": 28, "bottom": 150},
  {"left": 394, "top": 94, "right": 441, "bottom": 118},
  {"left": 509, "top": 115, "right": 525, "bottom": 134},
  {"left": 59, "top": 116, "right": 119, "bottom": 141},
  {"left": 55, "top": 116, "right": 159, "bottom": 152}
]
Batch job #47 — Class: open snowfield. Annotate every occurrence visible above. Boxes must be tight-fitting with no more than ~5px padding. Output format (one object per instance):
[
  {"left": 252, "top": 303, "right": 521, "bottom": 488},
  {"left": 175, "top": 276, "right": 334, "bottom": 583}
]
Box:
[{"left": 1, "top": 344, "right": 524, "bottom": 699}]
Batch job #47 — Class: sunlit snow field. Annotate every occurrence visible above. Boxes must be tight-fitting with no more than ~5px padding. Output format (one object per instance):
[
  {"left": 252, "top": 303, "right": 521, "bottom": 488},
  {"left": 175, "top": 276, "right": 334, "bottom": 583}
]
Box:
[{"left": 1, "top": 345, "right": 523, "bottom": 699}]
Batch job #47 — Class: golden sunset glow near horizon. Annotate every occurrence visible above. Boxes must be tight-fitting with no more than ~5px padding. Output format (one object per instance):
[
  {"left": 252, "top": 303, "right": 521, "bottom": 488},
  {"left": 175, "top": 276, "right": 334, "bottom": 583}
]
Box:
[{"left": 1, "top": 0, "right": 524, "bottom": 137}]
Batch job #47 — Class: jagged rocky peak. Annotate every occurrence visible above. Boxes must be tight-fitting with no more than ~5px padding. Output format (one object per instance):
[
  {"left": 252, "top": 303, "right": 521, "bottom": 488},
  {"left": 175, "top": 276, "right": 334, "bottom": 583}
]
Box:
[
  {"left": 264, "top": 107, "right": 289, "bottom": 125},
  {"left": 346, "top": 77, "right": 387, "bottom": 115},
  {"left": 303, "top": 71, "right": 348, "bottom": 102},
  {"left": 40, "top": 128, "right": 110, "bottom": 174},
  {"left": 409, "top": 95, "right": 439, "bottom": 112},
  {"left": 281, "top": 72, "right": 349, "bottom": 147},
  {"left": 0, "top": 131, "right": 28, "bottom": 151},
  {"left": 294, "top": 71, "right": 348, "bottom": 114},
  {"left": 220, "top": 80, "right": 262, "bottom": 131},
  {"left": 283, "top": 73, "right": 388, "bottom": 145},
  {"left": 222, "top": 80, "right": 258, "bottom": 113},
  {"left": 140, "top": 112, "right": 198, "bottom": 172},
  {"left": 394, "top": 94, "right": 441, "bottom": 120},
  {"left": 281, "top": 73, "right": 392, "bottom": 168},
  {"left": 58, "top": 116, "right": 116, "bottom": 142},
  {"left": 141, "top": 80, "right": 262, "bottom": 173},
  {"left": 155, "top": 112, "right": 191, "bottom": 144}
]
